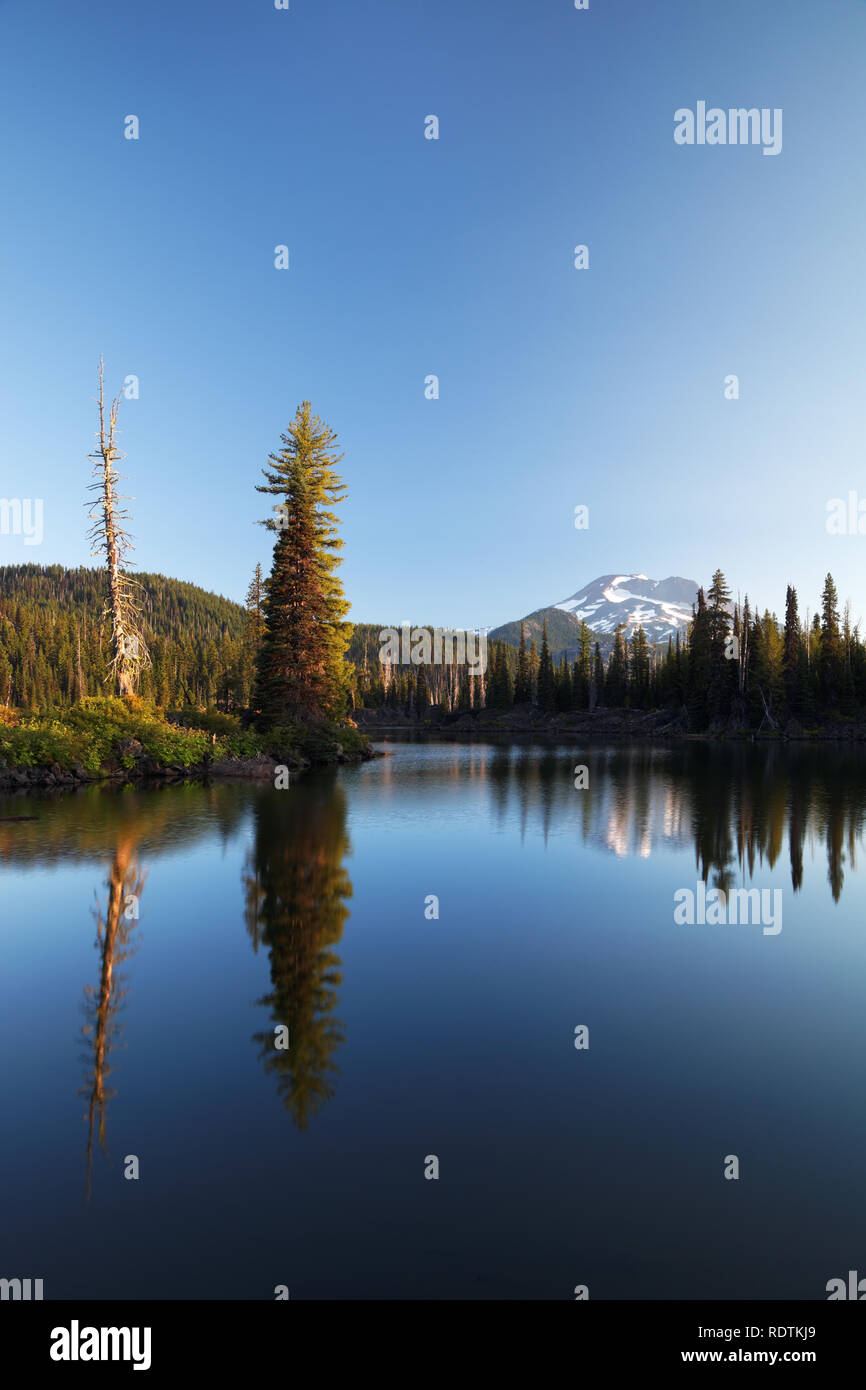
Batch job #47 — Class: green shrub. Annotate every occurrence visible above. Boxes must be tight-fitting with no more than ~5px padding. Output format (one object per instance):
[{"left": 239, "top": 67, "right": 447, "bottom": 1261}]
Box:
[
  {"left": 0, "top": 697, "right": 213, "bottom": 772},
  {"left": 0, "top": 698, "right": 370, "bottom": 775},
  {"left": 169, "top": 706, "right": 244, "bottom": 736},
  {"left": 264, "top": 718, "right": 371, "bottom": 763}
]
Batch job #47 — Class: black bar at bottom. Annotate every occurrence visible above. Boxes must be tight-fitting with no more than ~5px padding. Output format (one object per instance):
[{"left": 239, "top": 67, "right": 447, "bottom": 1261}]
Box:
[{"left": 2, "top": 1300, "right": 859, "bottom": 1375}]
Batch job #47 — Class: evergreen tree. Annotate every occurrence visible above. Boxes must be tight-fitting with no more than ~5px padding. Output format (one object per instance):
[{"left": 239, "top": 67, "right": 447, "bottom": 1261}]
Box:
[
  {"left": 841, "top": 602, "right": 855, "bottom": 714},
  {"left": 513, "top": 623, "right": 531, "bottom": 704},
  {"left": 783, "top": 584, "right": 802, "bottom": 715},
  {"left": 487, "top": 641, "right": 513, "bottom": 710},
  {"left": 590, "top": 642, "right": 603, "bottom": 710},
  {"left": 819, "top": 573, "right": 841, "bottom": 711},
  {"left": 574, "top": 621, "right": 592, "bottom": 709},
  {"left": 415, "top": 664, "right": 430, "bottom": 712},
  {"left": 500, "top": 642, "right": 514, "bottom": 708},
  {"left": 555, "top": 657, "right": 572, "bottom": 711},
  {"left": 706, "top": 568, "right": 734, "bottom": 720},
  {"left": 750, "top": 608, "right": 785, "bottom": 725},
  {"left": 740, "top": 596, "right": 752, "bottom": 702},
  {"left": 686, "top": 589, "right": 710, "bottom": 727},
  {"left": 246, "top": 563, "right": 265, "bottom": 640},
  {"left": 731, "top": 603, "right": 743, "bottom": 698},
  {"left": 486, "top": 642, "right": 502, "bottom": 708},
  {"left": 672, "top": 631, "right": 684, "bottom": 705},
  {"left": 240, "top": 562, "right": 266, "bottom": 705},
  {"left": 605, "top": 626, "right": 628, "bottom": 706},
  {"left": 536, "top": 621, "right": 555, "bottom": 711},
  {"left": 851, "top": 619, "right": 866, "bottom": 711},
  {"left": 655, "top": 636, "right": 673, "bottom": 706},
  {"left": 629, "top": 626, "right": 651, "bottom": 708},
  {"left": 0, "top": 652, "right": 12, "bottom": 706},
  {"left": 252, "top": 404, "right": 352, "bottom": 725},
  {"left": 571, "top": 658, "right": 582, "bottom": 710}
]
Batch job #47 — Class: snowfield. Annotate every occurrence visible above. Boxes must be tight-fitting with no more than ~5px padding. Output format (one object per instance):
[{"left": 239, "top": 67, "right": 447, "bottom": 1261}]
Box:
[{"left": 554, "top": 573, "right": 697, "bottom": 640}]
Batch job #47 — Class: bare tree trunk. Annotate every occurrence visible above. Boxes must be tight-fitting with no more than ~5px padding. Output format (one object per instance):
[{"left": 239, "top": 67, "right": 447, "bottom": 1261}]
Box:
[
  {"left": 82, "top": 835, "right": 145, "bottom": 1202},
  {"left": 87, "top": 359, "right": 149, "bottom": 697},
  {"left": 757, "top": 686, "right": 778, "bottom": 733}
]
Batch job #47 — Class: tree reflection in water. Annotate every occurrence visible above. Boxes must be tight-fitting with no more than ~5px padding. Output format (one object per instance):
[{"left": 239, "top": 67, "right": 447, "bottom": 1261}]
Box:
[{"left": 243, "top": 773, "right": 353, "bottom": 1131}]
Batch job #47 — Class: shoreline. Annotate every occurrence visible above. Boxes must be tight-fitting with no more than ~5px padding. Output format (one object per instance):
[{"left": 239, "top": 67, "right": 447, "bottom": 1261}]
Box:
[
  {"left": 353, "top": 706, "right": 866, "bottom": 743},
  {"left": 0, "top": 698, "right": 378, "bottom": 793},
  {"left": 0, "top": 743, "right": 376, "bottom": 794},
  {"left": 6, "top": 709, "right": 866, "bottom": 793}
]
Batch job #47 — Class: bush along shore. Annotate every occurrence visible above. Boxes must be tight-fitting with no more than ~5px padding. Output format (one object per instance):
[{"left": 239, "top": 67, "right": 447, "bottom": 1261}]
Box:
[{"left": 0, "top": 698, "right": 374, "bottom": 791}]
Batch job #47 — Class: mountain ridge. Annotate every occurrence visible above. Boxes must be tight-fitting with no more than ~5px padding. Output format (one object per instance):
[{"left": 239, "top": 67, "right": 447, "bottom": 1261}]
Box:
[{"left": 489, "top": 572, "right": 699, "bottom": 657}]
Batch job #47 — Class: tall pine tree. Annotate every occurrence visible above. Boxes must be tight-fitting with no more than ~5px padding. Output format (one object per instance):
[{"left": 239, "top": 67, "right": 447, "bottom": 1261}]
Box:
[
  {"left": 819, "top": 573, "right": 841, "bottom": 711},
  {"left": 783, "top": 584, "right": 801, "bottom": 715},
  {"left": 513, "top": 622, "right": 531, "bottom": 704},
  {"left": 536, "top": 620, "right": 555, "bottom": 711},
  {"left": 252, "top": 404, "right": 352, "bottom": 725}
]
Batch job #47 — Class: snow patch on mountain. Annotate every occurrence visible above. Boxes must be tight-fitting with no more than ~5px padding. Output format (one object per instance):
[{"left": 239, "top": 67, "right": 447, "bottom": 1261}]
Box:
[{"left": 554, "top": 573, "right": 698, "bottom": 642}]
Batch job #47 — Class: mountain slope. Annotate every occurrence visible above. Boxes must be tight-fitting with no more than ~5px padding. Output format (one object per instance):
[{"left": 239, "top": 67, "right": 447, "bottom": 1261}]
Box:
[
  {"left": 0, "top": 564, "right": 247, "bottom": 708},
  {"left": 554, "top": 574, "right": 698, "bottom": 639},
  {"left": 490, "top": 573, "right": 699, "bottom": 655}
]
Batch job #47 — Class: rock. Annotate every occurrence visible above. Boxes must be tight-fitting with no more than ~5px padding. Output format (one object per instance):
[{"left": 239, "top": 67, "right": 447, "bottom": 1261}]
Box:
[
  {"left": 116, "top": 738, "right": 144, "bottom": 759},
  {"left": 136, "top": 756, "right": 163, "bottom": 777},
  {"left": 208, "top": 756, "right": 279, "bottom": 780}
]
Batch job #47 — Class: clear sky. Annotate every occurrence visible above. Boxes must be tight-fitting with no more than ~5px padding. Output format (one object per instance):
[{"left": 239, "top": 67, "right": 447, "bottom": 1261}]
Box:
[{"left": 1, "top": 0, "right": 865, "bottom": 632}]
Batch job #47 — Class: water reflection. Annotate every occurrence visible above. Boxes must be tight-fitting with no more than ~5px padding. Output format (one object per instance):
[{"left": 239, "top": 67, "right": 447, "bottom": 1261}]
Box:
[
  {"left": 243, "top": 774, "right": 353, "bottom": 1130},
  {"left": 4, "top": 744, "right": 866, "bottom": 1297},
  {"left": 392, "top": 738, "right": 866, "bottom": 903},
  {"left": 79, "top": 834, "right": 145, "bottom": 1202},
  {"left": 6, "top": 742, "right": 861, "bottom": 1186}
]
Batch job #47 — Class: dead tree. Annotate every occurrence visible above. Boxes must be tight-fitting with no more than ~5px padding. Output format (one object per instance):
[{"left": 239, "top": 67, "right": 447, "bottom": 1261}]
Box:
[
  {"left": 80, "top": 835, "right": 146, "bottom": 1202},
  {"left": 86, "top": 359, "right": 149, "bottom": 697},
  {"left": 756, "top": 686, "right": 778, "bottom": 734}
]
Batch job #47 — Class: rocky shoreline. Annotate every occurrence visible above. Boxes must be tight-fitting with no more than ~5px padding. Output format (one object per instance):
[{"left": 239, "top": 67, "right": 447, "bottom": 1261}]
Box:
[
  {"left": 7, "top": 704, "right": 865, "bottom": 792},
  {"left": 0, "top": 739, "right": 375, "bottom": 792},
  {"left": 353, "top": 705, "right": 866, "bottom": 742}
]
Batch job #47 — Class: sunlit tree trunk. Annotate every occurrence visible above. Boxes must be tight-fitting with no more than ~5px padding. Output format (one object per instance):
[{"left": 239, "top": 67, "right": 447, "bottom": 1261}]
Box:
[{"left": 87, "top": 359, "right": 149, "bottom": 697}]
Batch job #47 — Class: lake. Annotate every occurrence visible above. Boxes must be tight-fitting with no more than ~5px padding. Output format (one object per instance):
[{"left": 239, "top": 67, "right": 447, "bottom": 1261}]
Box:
[{"left": 2, "top": 737, "right": 865, "bottom": 1300}]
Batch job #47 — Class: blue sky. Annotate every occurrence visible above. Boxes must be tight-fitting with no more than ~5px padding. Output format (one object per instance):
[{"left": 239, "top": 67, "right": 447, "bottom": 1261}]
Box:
[{"left": 1, "top": 0, "right": 865, "bottom": 631}]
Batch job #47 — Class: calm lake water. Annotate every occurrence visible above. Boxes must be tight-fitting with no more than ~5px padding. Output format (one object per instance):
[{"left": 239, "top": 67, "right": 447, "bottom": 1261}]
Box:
[{"left": 2, "top": 737, "right": 865, "bottom": 1300}]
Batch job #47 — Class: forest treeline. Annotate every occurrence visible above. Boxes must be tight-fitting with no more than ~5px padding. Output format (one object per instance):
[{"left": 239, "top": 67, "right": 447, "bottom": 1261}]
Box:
[
  {"left": 2, "top": 564, "right": 864, "bottom": 732},
  {"left": 3, "top": 368, "right": 858, "bottom": 739},
  {"left": 353, "top": 570, "right": 866, "bottom": 732},
  {"left": 0, "top": 565, "right": 249, "bottom": 710}
]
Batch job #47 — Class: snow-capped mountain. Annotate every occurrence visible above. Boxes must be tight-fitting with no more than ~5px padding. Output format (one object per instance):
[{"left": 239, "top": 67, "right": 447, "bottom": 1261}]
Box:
[
  {"left": 488, "top": 573, "right": 699, "bottom": 655},
  {"left": 554, "top": 574, "right": 698, "bottom": 641}
]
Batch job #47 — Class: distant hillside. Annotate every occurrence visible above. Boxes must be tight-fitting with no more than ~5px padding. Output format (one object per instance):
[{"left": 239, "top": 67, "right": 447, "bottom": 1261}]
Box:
[
  {"left": 0, "top": 568, "right": 479, "bottom": 713},
  {"left": 0, "top": 564, "right": 248, "bottom": 709},
  {"left": 0, "top": 565, "right": 700, "bottom": 714},
  {"left": 488, "top": 606, "right": 587, "bottom": 657}
]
